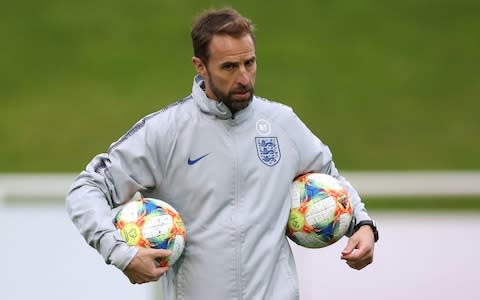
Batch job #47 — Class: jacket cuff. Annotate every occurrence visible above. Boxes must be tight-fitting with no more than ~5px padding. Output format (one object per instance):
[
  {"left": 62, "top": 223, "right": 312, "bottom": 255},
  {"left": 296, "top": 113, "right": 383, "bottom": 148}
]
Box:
[
  {"left": 99, "top": 231, "right": 138, "bottom": 271},
  {"left": 345, "top": 214, "right": 372, "bottom": 237}
]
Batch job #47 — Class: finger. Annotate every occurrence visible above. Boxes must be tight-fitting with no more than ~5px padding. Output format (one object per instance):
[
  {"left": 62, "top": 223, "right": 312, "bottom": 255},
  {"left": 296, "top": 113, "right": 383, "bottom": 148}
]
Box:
[
  {"left": 342, "top": 240, "right": 374, "bottom": 260},
  {"left": 341, "top": 249, "right": 355, "bottom": 260},
  {"left": 348, "top": 260, "right": 371, "bottom": 270},
  {"left": 157, "top": 266, "right": 170, "bottom": 276},
  {"left": 134, "top": 266, "right": 169, "bottom": 283},
  {"left": 346, "top": 256, "right": 373, "bottom": 270},
  {"left": 150, "top": 266, "right": 170, "bottom": 281},
  {"left": 129, "top": 276, "right": 146, "bottom": 284},
  {"left": 341, "top": 238, "right": 358, "bottom": 256},
  {"left": 150, "top": 248, "right": 172, "bottom": 258},
  {"left": 158, "top": 266, "right": 169, "bottom": 274},
  {"left": 343, "top": 247, "right": 373, "bottom": 263},
  {"left": 341, "top": 247, "right": 366, "bottom": 260}
]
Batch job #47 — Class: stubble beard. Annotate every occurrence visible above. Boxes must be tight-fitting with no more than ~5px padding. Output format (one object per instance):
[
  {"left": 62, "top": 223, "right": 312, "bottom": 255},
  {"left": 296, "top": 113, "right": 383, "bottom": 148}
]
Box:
[{"left": 207, "top": 77, "right": 255, "bottom": 114}]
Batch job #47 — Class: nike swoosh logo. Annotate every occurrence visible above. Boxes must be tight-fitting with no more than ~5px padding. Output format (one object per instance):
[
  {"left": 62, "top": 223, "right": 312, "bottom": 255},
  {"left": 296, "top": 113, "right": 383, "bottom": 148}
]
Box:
[{"left": 187, "top": 153, "right": 210, "bottom": 165}]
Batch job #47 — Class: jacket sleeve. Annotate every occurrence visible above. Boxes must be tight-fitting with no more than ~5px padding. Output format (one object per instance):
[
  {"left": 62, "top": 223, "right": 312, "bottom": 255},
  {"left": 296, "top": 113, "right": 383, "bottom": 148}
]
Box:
[
  {"left": 66, "top": 116, "right": 166, "bottom": 270},
  {"left": 285, "top": 109, "right": 372, "bottom": 230}
]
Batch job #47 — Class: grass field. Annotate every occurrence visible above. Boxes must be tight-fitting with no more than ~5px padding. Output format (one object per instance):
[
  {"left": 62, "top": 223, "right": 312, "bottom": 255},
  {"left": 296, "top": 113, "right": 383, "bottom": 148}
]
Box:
[{"left": 1, "top": 0, "right": 479, "bottom": 172}]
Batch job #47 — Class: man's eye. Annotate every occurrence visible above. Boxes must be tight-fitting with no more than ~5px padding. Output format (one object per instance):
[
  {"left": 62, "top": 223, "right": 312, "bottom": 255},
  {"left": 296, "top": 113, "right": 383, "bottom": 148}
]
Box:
[
  {"left": 245, "top": 58, "right": 256, "bottom": 66},
  {"left": 223, "top": 64, "right": 234, "bottom": 70}
]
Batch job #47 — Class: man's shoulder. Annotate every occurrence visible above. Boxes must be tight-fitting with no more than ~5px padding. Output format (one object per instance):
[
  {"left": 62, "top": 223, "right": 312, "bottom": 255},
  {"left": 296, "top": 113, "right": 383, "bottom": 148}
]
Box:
[
  {"left": 254, "top": 96, "right": 295, "bottom": 119},
  {"left": 108, "top": 96, "right": 195, "bottom": 152},
  {"left": 153, "top": 95, "right": 194, "bottom": 115},
  {"left": 145, "top": 95, "right": 195, "bottom": 123},
  {"left": 125, "top": 95, "right": 196, "bottom": 139}
]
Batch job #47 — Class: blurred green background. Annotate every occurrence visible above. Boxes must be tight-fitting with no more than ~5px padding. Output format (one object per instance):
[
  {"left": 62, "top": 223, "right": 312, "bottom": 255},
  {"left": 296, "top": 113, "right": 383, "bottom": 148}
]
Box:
[{"left": 1, "top": 0, "right": 479, "bottom": 172}]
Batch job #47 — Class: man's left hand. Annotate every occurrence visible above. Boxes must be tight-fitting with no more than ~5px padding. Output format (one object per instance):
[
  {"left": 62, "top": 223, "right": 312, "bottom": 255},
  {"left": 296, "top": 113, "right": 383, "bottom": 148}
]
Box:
[{"left": 340, "top": 225, "right": 375, "bottom": 270}]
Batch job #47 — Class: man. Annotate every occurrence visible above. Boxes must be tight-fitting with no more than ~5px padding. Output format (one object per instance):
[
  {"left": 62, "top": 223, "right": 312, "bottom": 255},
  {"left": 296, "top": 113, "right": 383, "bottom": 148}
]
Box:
[{"left": 66, "top": 8, "right": 378, "bottom": 300}]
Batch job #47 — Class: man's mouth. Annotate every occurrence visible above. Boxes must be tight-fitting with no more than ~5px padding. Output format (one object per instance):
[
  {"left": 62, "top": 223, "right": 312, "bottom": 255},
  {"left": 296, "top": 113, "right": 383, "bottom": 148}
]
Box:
[{"left": 232, "top": 90, "right": 251, "bottom": 100}]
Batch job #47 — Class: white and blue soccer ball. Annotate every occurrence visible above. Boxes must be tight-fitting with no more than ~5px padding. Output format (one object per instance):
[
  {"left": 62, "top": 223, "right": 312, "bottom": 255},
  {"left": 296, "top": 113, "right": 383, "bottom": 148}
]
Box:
[{"left": 287, "top": 173, "right": 353, "bottom": 248}]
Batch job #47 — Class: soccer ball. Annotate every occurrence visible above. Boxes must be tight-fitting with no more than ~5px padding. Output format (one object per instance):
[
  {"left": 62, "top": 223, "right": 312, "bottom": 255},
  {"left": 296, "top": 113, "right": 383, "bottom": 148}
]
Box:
[
  {"left": 287, "top": 173, "right": 353, "bottom": 248},
  {"left": 114, "top": 198, "right": 186, "bottom": 267}
]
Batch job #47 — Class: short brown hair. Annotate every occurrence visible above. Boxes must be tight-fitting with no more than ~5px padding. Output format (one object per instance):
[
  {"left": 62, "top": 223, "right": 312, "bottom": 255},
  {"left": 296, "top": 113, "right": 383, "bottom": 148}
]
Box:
[{"left": 191, "top": 8, "right": 255, "bottom": 63}]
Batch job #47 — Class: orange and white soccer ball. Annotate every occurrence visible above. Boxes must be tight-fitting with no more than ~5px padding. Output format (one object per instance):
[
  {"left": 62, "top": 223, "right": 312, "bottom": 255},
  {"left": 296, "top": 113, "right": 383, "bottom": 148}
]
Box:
[
  {"left": 287, "top": 173, "right": 353, "bottom": 248},
  {"left": 114, "top": 198, "right": 186, "bottom": 266}
]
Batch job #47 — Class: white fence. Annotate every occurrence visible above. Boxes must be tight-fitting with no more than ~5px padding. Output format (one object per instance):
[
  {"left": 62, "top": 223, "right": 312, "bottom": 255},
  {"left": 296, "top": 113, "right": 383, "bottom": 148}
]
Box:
[{"left": 1, "top": 171, "right": 480, "bottom": 203}]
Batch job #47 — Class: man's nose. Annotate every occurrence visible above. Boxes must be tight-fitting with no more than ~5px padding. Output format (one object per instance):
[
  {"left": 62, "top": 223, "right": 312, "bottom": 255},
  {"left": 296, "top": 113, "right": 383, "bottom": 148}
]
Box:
[{"left": 237, "top": 66, "right": 250, "bottom": 85}]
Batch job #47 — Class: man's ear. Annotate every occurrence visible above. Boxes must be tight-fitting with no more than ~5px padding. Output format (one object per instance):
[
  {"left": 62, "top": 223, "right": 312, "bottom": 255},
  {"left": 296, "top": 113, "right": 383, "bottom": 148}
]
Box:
[{"left": 192, "top": 56, "right": 207, "bottom": 77}]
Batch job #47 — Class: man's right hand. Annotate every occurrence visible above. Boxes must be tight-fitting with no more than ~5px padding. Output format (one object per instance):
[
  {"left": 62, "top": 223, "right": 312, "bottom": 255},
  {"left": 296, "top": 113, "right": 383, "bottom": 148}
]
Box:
[{"left": 123, "top": 248, "right": 171, "bottom": 284}]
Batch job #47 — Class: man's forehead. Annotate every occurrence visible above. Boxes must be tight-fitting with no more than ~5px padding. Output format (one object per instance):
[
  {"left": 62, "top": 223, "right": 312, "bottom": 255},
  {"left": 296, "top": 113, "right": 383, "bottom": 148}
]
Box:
[{"left": 209, "top": 34, "right": 255, "bottom": 61}]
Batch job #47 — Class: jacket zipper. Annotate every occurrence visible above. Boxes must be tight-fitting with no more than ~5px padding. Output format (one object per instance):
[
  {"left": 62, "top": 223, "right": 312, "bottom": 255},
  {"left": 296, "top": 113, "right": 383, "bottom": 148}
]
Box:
[{"left": 230, "top": 118, "right": 242, "bottom": 300}]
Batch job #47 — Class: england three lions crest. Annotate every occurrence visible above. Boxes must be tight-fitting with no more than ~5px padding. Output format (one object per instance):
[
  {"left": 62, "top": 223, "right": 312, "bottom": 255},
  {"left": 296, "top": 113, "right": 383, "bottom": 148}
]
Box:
[{"left": 255, "top": 137, "right": 281, "bottom": 167}]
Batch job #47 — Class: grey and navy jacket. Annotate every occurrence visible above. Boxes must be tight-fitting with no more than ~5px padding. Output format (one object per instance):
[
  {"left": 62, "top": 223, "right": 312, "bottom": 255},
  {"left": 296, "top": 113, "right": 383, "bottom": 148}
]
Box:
[{"left": 66, "top": 75, "right": 372, "bottom": 300}]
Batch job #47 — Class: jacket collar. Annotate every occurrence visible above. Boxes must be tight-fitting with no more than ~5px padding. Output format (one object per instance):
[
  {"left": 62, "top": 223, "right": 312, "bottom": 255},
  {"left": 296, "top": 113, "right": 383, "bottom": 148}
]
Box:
[
  {"left": 192, "top": 75, "right": 255, "bottom": 122},
  {"left": 192, "top": 75, "right": 232, "bottom": 120}
]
